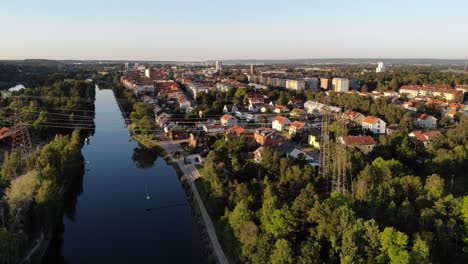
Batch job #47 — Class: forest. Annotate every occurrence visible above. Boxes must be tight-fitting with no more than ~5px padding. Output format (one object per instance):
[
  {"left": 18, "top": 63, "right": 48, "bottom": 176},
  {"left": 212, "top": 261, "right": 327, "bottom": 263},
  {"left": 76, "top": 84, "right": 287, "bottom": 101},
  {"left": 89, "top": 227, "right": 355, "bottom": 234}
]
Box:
[
  {"left": 197, "top": 116, "right": 468, "bottom": 263},
  {"left": 0, "top": 79, "right": 95, "bottom": 263}
]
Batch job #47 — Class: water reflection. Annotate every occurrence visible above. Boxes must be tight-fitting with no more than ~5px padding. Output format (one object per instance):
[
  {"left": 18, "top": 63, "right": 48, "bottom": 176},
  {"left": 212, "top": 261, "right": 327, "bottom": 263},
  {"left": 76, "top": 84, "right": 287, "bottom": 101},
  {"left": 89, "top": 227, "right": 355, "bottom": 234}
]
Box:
[
  {"left": 42, "top": 160, "right": 85, "bottom": 264},
  {"left": 131, "top": 145, "right": 159, "bottom": 169}
]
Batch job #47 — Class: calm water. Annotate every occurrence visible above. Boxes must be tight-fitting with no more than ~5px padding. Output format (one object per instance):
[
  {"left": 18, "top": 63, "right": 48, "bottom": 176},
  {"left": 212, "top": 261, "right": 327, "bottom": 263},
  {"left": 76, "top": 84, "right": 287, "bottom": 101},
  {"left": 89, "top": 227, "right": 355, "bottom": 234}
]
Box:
[{"left": 44, "top": 88, "right": 204, "bottom": 263}]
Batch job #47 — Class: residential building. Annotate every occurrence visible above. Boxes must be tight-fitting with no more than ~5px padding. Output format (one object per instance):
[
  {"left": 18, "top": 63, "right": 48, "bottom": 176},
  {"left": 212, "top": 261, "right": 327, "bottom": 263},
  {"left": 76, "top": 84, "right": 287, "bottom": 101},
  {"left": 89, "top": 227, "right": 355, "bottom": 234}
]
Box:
[
  {"left": 304, "top": 77, "right": 319, "bottom": 91},
  {"left": 272, "top": 116, "right": 291, "bottom": 131},
  {"left": 273, "top": 105, "right": 289, "bottom": 114},
  {"left": 413, "top": 113, "right": 437, "bottom": 129},
  {"left": 254, "top": 128, "right": 282, "bottom": 147},
  {"left": 290, "top": 108, "right": 307, "bottom": 120},
  {"left": 362, "top": 116, "right": 386, "bottom": 134},
  {"left": 399, "top": 85, "right": 463, "bottom": 102},
  {"left": 247, "top": 93, "right": 265, "bottom": 111},
  {"left": 245, "top": 113, "right": 259, "bottom": 122},
  {"left": 215, "top": 61, "right": 223, "bottom": 72},
  {"left": 376, "top": 62, "right": 386, "bottom": 73},
  {"left": 386, "top": 124, "right": 399, "bottom": 135},
  {"left": 156, "top": 112, "right": 171, "bottom": 127},
  {"left": 304, "top": 101, "right": 341, "bottom": 115},
  {"left": 167, "top": 124, "right": 188, "bottom": 140},
  {"left": 201, "top": 125, "right": 225, "bottom": 133},
  {"left": 187, "top": 82, "right": 210, "bottom": 100},
  {"left": 225, "top": 125, "right": 253, "bottom": 141},
  {"left": 342, "top": 109, "right": 365, "bottom": 123},
  {"left": 320, "top": 78, "right": 332, "bottom": 90},
  {"left": 289, "top": 121, "right": 307, "bottom": 136},
  {"left": 188, "top": 131, "right": 210, "bottom": 148},
  {"left": 340, "top": 135, "right": 376, "bottom": 154},
  {"left": 285, "top": 79, "right": 305, "bottom": 92},
  {"left": 220, "top": 114, "right": 238, "bottom": 127},
  {"left": 332, "top": 78, "right": 349, "bottom": 93},
  {"left": 288, "top": 148, "right": 314, "bottom": 161},
  {"left": 409, "top": 130, "right": 442, "bottom": 147}
]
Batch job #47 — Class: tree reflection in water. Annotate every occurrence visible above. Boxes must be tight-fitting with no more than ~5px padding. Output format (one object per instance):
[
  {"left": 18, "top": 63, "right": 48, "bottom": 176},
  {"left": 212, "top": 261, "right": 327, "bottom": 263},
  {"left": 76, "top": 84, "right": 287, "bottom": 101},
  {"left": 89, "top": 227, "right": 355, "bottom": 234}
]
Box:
[{"left": 131, "top": 145, "right": 159, "bottom": 169}]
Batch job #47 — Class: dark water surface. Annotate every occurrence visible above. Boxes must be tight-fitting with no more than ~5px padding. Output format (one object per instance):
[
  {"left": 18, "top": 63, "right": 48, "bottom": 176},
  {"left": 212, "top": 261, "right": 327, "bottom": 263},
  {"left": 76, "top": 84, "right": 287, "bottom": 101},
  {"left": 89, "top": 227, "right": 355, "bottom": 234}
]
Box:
[{"left": 44, "top": 88, "right": 204, "bottom": 263}]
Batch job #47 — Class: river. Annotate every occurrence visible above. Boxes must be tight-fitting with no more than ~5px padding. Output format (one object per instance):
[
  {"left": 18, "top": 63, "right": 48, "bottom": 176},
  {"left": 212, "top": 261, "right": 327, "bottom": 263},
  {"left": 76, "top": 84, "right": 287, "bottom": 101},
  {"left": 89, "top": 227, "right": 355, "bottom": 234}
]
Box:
[{"left": 42, "top": 87, "right": 204, "bottom": 263}]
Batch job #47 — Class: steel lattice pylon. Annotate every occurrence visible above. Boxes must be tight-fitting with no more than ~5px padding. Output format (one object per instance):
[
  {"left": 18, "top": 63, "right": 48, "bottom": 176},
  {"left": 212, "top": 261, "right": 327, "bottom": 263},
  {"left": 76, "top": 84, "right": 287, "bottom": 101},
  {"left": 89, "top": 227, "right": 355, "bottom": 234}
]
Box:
[
  {"left": 332, "top": 118, "right": 348, "bottom": 193},
  {"left": 9, "top": 101, "right": 32, "bottom": 162},
  {"left": 318, "top": 104, "right": 331, "bottom": 180},
  {"left": 319, "top": 96, "right": 348, "bottom": 194}
]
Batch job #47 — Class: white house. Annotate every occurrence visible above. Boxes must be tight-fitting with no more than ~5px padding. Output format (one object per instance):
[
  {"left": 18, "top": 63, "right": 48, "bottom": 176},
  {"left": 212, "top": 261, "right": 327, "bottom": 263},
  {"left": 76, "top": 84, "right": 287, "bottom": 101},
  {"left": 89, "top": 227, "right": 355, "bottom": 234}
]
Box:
[
  {"left": 413, "top": 113, "right": 437, "bottom": 129},
  {"left": 362, "top": 116, "right": 386, "bottom": 134},
  {"left": 245, "top": 113, "right": 259, "bottom": 122},
  {"left": 202, "top": 125, "right": 225, "bottom": 133},
  {"left": 272, "top": 116, "right": 291, "bottom": 131}
]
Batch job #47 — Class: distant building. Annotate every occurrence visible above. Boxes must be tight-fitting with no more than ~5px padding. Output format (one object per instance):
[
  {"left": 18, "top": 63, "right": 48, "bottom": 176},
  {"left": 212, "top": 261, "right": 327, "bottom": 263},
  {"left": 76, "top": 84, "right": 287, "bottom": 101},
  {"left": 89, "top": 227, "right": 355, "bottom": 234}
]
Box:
[
  {"left": 124, "top": 63, "right": 129, "bottom": 71},
  {"left": 399, "top": 85, "right": 463, "bottom": 102},
  {"left": 145, "top": 68, "right": 157, "bottom": 79},
  {"left": 250, "top": 64, "right": 255, "bottom": 75},
  {"left": 320, "top": 78, "right": 332, "bottom": 90},
  {"left": 304, "top": 77, "right": 319, "bottom": 91},
  {"left": 332, "top": 78, "right": 349, "bottom": 93},
  {"left": 376, "top": 62, "right": 386, "bottom": 73},
  {"left": 215, "top": 61, "right": 223, "bottom": 72},
  {"left": 285, "top": 79, "right": 305, "bottom": 92}
]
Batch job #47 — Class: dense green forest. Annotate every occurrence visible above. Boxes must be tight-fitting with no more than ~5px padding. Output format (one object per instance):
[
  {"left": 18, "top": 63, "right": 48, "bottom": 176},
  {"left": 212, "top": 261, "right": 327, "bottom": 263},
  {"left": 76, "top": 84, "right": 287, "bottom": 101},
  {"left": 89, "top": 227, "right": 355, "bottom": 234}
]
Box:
[
  {"left": 0, "top": 79, "right": 95, "bottom": 263},
  {"left": 197, "top": 117, "right": 468, "bottom": 263}
]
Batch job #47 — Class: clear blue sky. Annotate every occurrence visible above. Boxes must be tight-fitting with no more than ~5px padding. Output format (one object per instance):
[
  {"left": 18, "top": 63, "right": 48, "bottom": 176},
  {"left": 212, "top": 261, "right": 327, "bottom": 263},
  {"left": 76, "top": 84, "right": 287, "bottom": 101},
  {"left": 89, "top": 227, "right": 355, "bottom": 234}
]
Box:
[{"left": 1, "top": 0, "right": 467, "bottom": 60}]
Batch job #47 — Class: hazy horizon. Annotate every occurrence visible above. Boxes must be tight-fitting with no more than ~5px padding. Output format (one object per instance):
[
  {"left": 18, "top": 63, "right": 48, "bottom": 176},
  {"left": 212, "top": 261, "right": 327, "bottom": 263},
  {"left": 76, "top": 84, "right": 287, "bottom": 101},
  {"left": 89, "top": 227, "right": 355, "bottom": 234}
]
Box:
[{"left": 2, "top": 0, "right": 468, "bottom": 61}]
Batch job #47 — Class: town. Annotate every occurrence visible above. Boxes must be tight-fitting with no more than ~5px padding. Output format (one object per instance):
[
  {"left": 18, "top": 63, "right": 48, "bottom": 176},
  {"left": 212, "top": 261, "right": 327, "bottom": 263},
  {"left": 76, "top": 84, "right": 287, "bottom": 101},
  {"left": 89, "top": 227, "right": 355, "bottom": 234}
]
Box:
[
  {"left": 116, "top": 61, "right": 467, "bottom": 167},
  {"left": 1, "top": 59, "right": 467, "bottom": 264}
]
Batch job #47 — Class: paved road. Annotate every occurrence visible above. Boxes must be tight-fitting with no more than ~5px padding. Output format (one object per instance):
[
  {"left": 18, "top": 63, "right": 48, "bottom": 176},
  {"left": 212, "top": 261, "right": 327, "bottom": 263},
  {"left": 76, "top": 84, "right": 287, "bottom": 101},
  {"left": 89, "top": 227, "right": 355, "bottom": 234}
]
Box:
[
  {"left": 158, "top": 140, "right": 229, "bottom": 264},
  {"left": 177, "top": 160, "right": 228, "bottom": 264}
]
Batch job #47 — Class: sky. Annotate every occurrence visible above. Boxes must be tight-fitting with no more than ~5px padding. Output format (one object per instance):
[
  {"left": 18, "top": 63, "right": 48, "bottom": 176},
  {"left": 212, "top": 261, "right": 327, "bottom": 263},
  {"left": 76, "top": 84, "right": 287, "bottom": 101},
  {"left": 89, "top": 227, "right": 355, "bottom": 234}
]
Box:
[{"left": 1, "top": 0, "right": 467, "bottom": 61}]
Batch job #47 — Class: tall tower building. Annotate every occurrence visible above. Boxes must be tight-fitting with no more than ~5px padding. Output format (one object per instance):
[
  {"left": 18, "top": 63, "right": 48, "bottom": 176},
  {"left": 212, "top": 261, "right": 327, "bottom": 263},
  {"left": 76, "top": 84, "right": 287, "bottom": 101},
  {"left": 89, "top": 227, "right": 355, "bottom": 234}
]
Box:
[
  {"left": 250, "top": 64, "right": 255, "bottom": 75},
  {"left": 124, "top": 63, "right": 129, "bottom": 71},
  {"left": 215, "top": 61, "right": 223, "bottom": 72},
  {"left": 376, "top": 62, "right": 386, "bottom": 73}
]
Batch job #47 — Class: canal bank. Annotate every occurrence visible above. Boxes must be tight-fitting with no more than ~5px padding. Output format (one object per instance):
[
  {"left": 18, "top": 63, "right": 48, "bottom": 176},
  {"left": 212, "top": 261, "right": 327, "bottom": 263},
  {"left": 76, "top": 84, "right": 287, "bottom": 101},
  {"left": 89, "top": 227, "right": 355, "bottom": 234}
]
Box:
[{"left": 43, "top": 87, "right": 204, "bottom": 263}]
